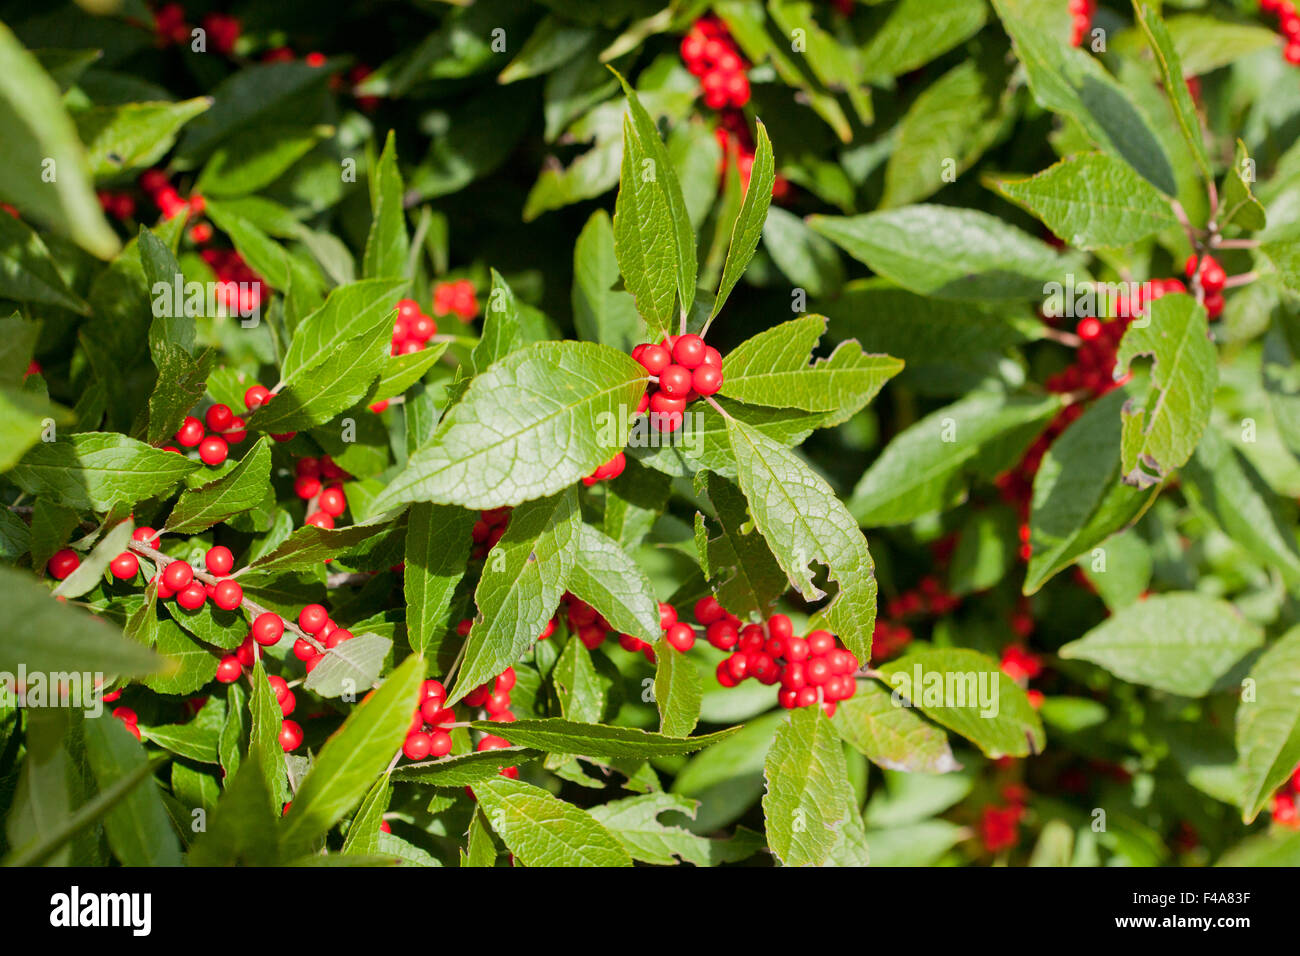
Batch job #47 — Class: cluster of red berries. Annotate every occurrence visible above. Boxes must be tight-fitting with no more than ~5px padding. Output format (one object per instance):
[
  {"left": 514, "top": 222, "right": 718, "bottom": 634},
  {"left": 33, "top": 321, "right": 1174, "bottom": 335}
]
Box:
[
  {"left": 631, "top": 333, "right": 724, "bottom": 433},
  {"left": 1261, "top": 0, "right": 1300, "bottom": 64},
  {"left": 200, "top": 248, "right": 266, "bottom": 313},
  {"left": 152, "top": 4, "right": 239, "bottom": 55},
  {"left": 139, "top": 169, "right": 207, "bottom": 237},
  {"left": 1068, "top": 0, "right": 1096, "bottom": 47},
  {"left": 688, "top": 598, "right": 861, "bottom": 716},
  {"left": 867, "top": 575, "right": 966, "bottom": 662},
  {"left": 560, "top": 592, "right": 631, "bottom": 653},
  {"left": 432, "top": 279, "right": 479, "bottom": 322},
  {"left": 402, "top": 679, "right": 457, "bottom": 761},
  {"left": 1000, "top": 644, "right": 1045, "bottom": 709},
  {"left": 1270, "top": 766, "right": 1300, "bottom": 828},
  {"left": 980, "top": 785, "right": 1029, "bottom": 853},
  {"left": 1183, "top": 253, "right": 1227, "bottom": 319},
  {"left": 681, "top": 16, "right": 751, "bottom": 110},
  {"left": 113, "top": 704, "right": 143, "bottom": 740},
  {"left": 291, "top": 456, "right": 351, "bottom": 529},
  {"left": 97, "top": 191, "right": 136, "bottom": 221},
  {"left": 288, "top": 602, "right": 355, "bottom": 670},
  {"left": 152, "top": 544, "right": 243, "bottom": 612},
  {"left": 391, "top": 298, "right": 440, "bottom": 356},
  {"left": 470, "top": 507, "right": 512, "bottom": 559},
  {"left": 167, "top": 403, "right": 247, "bottom": 466}
]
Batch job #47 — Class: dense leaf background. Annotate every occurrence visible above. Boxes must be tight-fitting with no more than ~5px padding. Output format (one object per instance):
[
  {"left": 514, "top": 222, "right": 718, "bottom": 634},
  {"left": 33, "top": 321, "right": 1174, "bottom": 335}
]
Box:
[{"left": 1, "top": 0, "right": 1300, "bottom": 868}]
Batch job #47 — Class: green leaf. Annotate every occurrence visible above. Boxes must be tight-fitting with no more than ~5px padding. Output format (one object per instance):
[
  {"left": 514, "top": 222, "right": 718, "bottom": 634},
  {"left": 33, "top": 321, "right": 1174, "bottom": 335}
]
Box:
[
  {"left": 1025, "top": 387, "right": 1158, "bottom": 594},
  {"left": 404, "top": 503, "right": 474, "bottom": 657},
  {"left": 1164, "top": 14, "right": 1284, "bottom": 75},
  {"left": 859, "top": 0, "right": 987, "bottom": 81},
  {"left": 876, "top": 648, "right": 1046, "bottom": 758},
  {"left": 700, "top": 472, "right": 787, "bottom": 622},
  {"left": 720, "top": 315, "right": 901, "bottom": 421},
  {"left": 164, "top": 437, "right": 272, "bottom": 534},
  {"left": 553, "top": 635, "right": 605, "bottom": 723},
  {"left": 341, "top": 776, "right": 391, "bottom": 857},
  {"left": 50, "top": 518, "right": 134, "bottom": 601},
  {"left": 0, "top": 565, "right": 163, "bottom": 676},
  {"left": 831, "top": 680, "right": 961, "bottom": 774},
  {"left": 9, "top": 432, "right": 200, "bottom": 511},
  {"left": 251, "top": 325, "right": 391, "bottom": 434},
  {"left": 282, "top": 654, "right": 424, "bottom": 855},
  {"left": 809, "top": 205, "right": 1086, "bottom": 301},
  {"left": 573, "top": 208, "right": 639, "bottom": 352},
  {"left": 849, "top": 391, "right": 1061, "bottom": 526},
  {"left": 363, "top": 130, "right": 410, "bottom": 280},
  {"left": 281, "top": 278, "right": 409, "bottom": 379},
  {"left": 1219, "top": 140, "right": 1266, "bottom": 233},
  {"left": 392, "top": 748, "right": 544, "bottom": 787},
  {"left": 726, "top": 417, "right": 878, "bottom": 661},
  {"left": 0, "top": 23, "right": 120, "bottom": 258},
  {"left": 248, "top": 659, "right": 288, "bottom": 810},
  {"left": 1132, "top": 1, "right": 1212, "bottom": 185},
  {"left": 463, "top": 808, "right": 497, "bottom": 867},
  {"left": 470, "top": 718, "right": 739, "bottom": 758},
  {"left": 0, "top": 387, "right": 68, "bottom": 473},
  {"left": 144, "top": 720, "right": 220, "bottom": 764},
  {"left": 471, "top": 269, "right": 522, "bottom": 374},
  {"left": 175, "top": 60, "right": 330, "bottom": 167},
  {"left": 996, "top": 154, "right": 1178, "bottom": 249},
  {"left": 762, "top": 206, "right": 845, "bottom": 299},
  {"left": 1237, "top": 626, "right": 1300, "bottom": 822},
  {"left": 74, "top": 97, "right": 210, "bottom": 180},
  {"left": 713, "top": 119, "right": 774, "bottom": 318},
  {"left": 142, "top": 619, "right": 218, "bottom": 695},
  {"left": 472, "top": 776, "right": 631, "bottom": 867},
  {"left": 1060, "top": 593, "right": 1263, "bottom": 696},
  {"left": 611, "top": 69, "right": 697, "bottom": 338},
  {"left": 243, "top": 515, "right": 398, "bottom": 576},
  {"left": 1116, "top": 293, "right": 1217, "bottom": 488},
  {"left": 84, "top": 715, "right": 182, "bottom": 866},
  {"left": 1261, "top": 239, "right": 1300, "bottom": 297},
  {"left": 369, "top": 343, "right": 448, "bottom": 404},
  {"left": 195, "top": 124, "right": 325, "bottom": 197},
  {"left": 451, "top": 490, "right": 579, "bottom": 704},
  {"left": 990, "top": 0, "right": 1176, "bottom": 195},
  {"left": 0, "top": 209, "right": 90, "bottom": 312},
  {"left": 186, "top": 757, "right": 280, "bottom": 866},
  {"left": 882, "top": 58, "right": 1008, "bottom": 208},
  {"left": 371, "top": 342, "right": 646, "bottom": 511},
  {"left": 1182, "top": 428, "right": 1300, "bottom": 590},
  {"left": 763, "top": 706, "right": 863, "bottom": 866},
  {"left": 654, "top": 641, "right": 702, "bottom": 738},
  {"left": 589, "top": 792, "right": 760, "bottom": 866},
  {"left": 304, "top": 633, "right": 393, "bottom": 699},
  {"left": 566, "top": 522, "right": 660, "bottom": 643}
]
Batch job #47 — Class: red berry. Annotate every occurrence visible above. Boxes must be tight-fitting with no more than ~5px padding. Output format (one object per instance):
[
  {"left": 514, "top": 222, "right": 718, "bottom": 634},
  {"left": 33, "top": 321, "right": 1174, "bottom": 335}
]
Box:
[
  {"left": 403, "top": 731, "right": 432, "bottom": 760},
  {"left": 292, "top": 638, "right": 318, "bottom": 662},
  {"left": 204, "top": 404, "right": 233, "bottom": 432},
  {"left": 294, "top": 475, "right": 321, "bottom": 500},
  {"left": 318, "top": 485, "right": 347, "bottom": 517},
  {"left": 213, "top": 579, "right": 243, "bottom": 611},
  {"left": 664, "top": 622, "right": 696, "bottom": 652},
  {"left": 784, "top": 635, "right": 810, "bottom": 661},
  {"left": 1200, "top": 261, "right": 1226, "bottom": 294},
  {"left": 216, "top": 656, "right": 242, "bottom": 683},
  {"left": 113, "top": 706, "right": 138, "bottom": 725},
  {"left": 767, "top": 614, "right": 793, "bottom": 642},
  {"left": 109, "top": 552, "right": 139, "bottom": 580},
  {"left": 658, "top": 602, "right": 678, "bottom": 629},
  {"left": 692, "top": 364, "right": 723, "bottom": 396},
  {"left": 706, "top": 620, "right": 739, "bottom": 650},
  {"left": 162, "top": 561, "right": 194, "bottom": 591},
  {"left": 638, "top": 343, "right": 671, "bottom": 374},
  {"left": 131, "top": 526, "right": 158, "bottom": 544},
  {"left": 47, "top": 549, "right": 80, "bottom": 580},
  {"left": 279, "top": 720, "right": 304, "bottom": 751},
  {"left": 672, "top": 334, "right": 707, "bottom": 369},
  {"left": 224, "top": 416, "right": 247, "bottom": 443},
  {"left": 205, "top": 545, "right": 234, "bottom": 576},
  {"left": 299, "top": 604, "right": 329, "bottom": 634},
  {"left": 658, "top": 364, "right": 693, "bottom": 397},
  {"left": 175, "top": 582, "right": 206, "bottom": 611},
  {"left": 325, "top": 628, "right": 354, "bottom": 648},
  {"left": 198, "top": 435, "right": 228, "bottom": 466},
  {"left": 176, "top": 416, "right": 204, "bottom": 447},
  {"left": 1077, "top": 317, "right": 1102, "bottom": 340},
  {"left": 694, "top": 596, "right": 725, "bottom": 624},
  {"left": 244, "top": 385, "right": 271, "bottom": 410},
  {"left": 252, "top": 612, "right": 285, "bottom": 646},
  {"left": 305, "top": 511, "right": 334, "bottom": 529},
  {"left": 428, "top": 729, "right": 453, "bottom": 757},
  {"left": 807, "top": 629, "right": 836, "bottom": 657},
  {"left": 495, "top": 668, "right": 516, "bottom": 693}
]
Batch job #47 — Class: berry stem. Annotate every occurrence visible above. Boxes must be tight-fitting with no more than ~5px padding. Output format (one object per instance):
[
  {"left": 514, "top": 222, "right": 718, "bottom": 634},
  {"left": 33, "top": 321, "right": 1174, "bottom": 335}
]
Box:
[
  {"left": 1039, "top": 326, "right": 1082, "bottom": 348},
  {"left": 1210, "top": 237, "right": 1260, "bottom": 250},
  {"left": 1220, "top": 271, "right": 1258, "bottom": 289}
]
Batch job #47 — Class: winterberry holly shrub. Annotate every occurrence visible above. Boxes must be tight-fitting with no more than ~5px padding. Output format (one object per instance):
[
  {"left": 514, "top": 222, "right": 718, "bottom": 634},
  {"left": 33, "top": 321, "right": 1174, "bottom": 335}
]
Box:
[{"left": 1, "top": 0, "right": 1300, "bottom": 870}]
